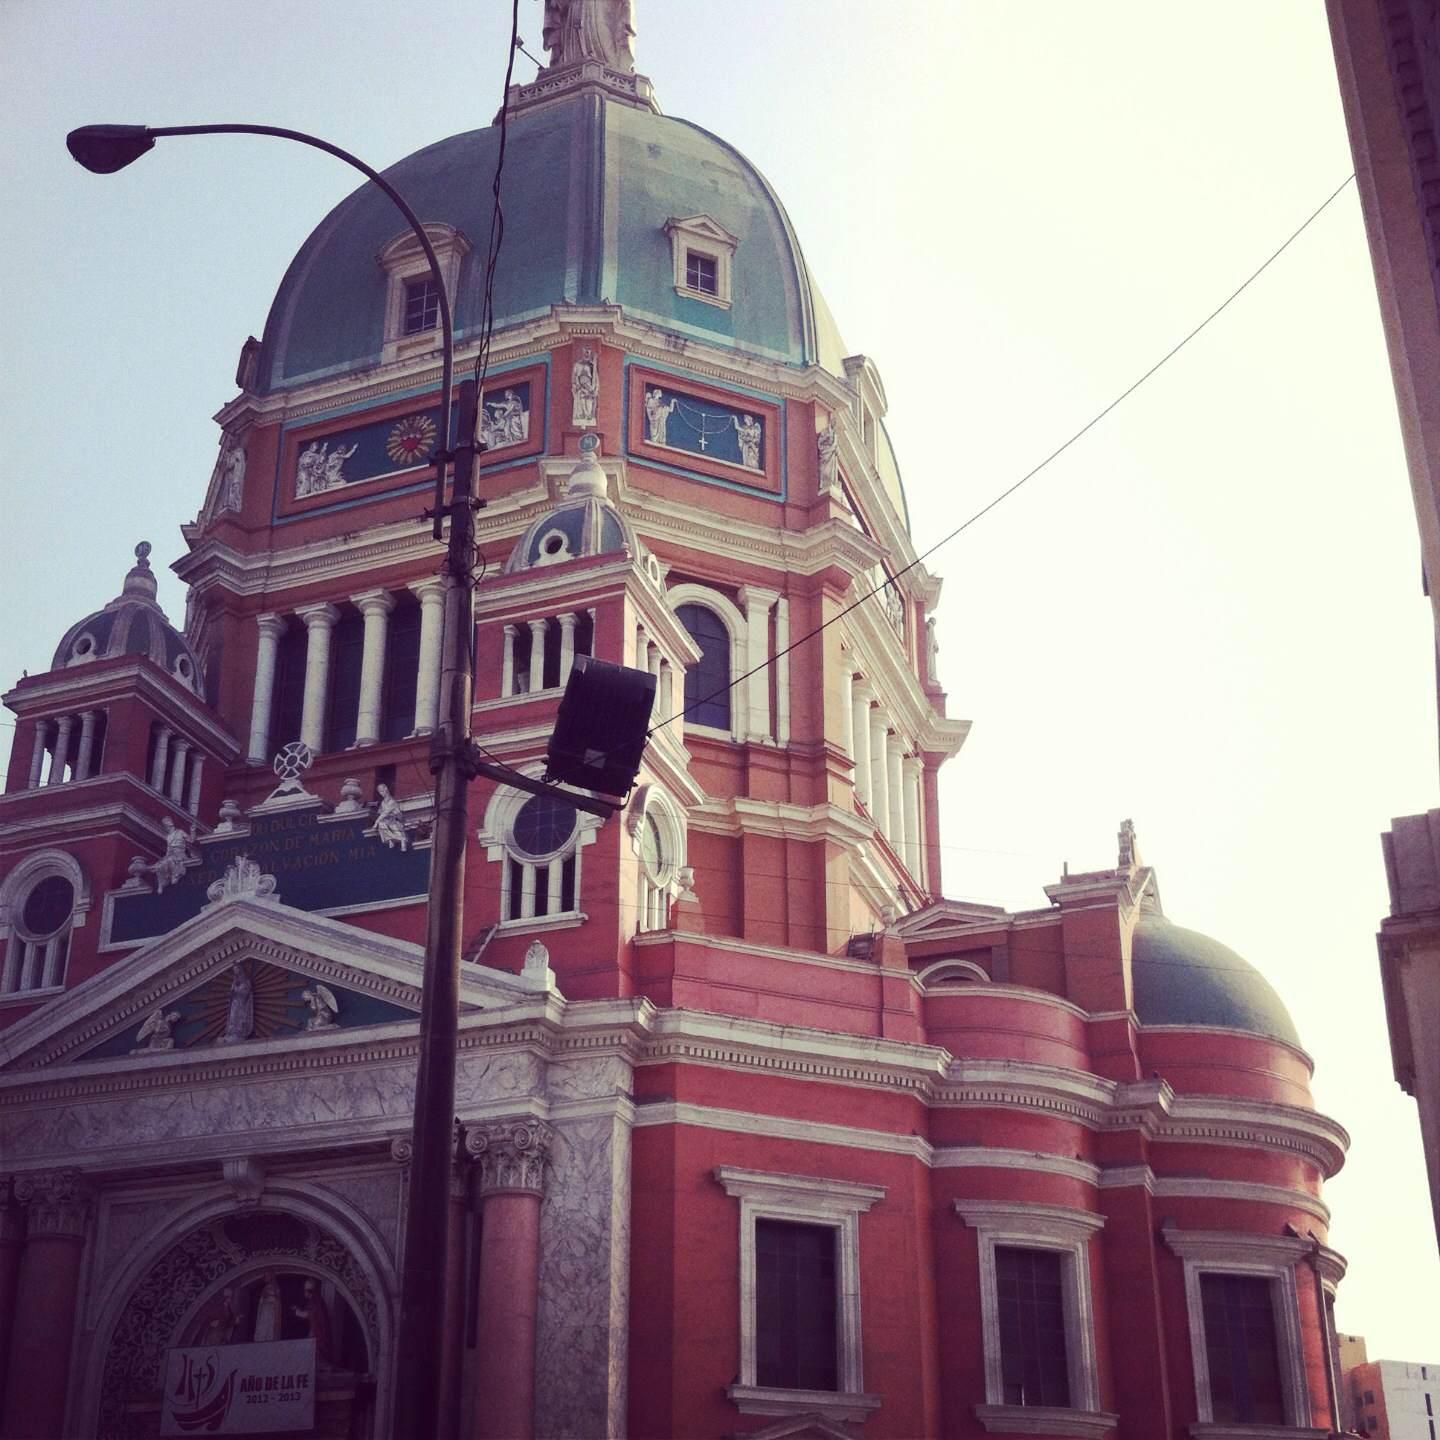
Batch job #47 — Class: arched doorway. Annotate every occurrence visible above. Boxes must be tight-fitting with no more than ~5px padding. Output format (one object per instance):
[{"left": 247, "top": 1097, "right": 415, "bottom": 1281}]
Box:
[{"left": 96, "top": 1207, "right": 381, "bottom": 1439}]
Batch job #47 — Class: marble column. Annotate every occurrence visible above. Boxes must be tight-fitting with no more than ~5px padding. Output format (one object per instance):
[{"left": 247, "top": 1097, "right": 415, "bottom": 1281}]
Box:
[
  {"left": 48, "top": 715, "right": 73, "bottom": 787},
  {"left": 501, "top": 624, "right": 518, "bottom": 698},
  {"left": 851, "top": 685, "right": 873, "bottom": 809},
  {"left": 168, "top": 738, "right": 191, "bottom": 805},
  {"left": 0, "top": 1181, "right": 22, "bottom": 1420},
  {"left": 868, "top": 706, "right": 890, "bottom": 839},
  {"left": 352, "top": 589, "right": 395, "bottom": 747},
  {"left": 558, "top": 612, "right": 578, "bottom": 686},
  {"left": 736, "top": 585, "right": 778, "bottom": 742},
  {"left": 886, "top": 735, "right": 904, "bottom": 848},
  {"left": 902, "top": 757, "right": 923, "bottom": 881},
  {"left": 26, "top": 721, "right": 49, "bottom": 790},
  {"left": 186, "top": 753, "right": 205, "bottom": 816},
  {"left": 247, "top": 613, "right": 287, "bottom": 764},
  {"left": 466, "top": 1120, "right": 552, "bottom": 1440},
  {"left": 658, "top": 660, "right": 673, "bottom": 726},
  {"left": 646, "top": 642, "right": 662, "bottom": 722},
  {"left": 775, "top": 596, "right": 791, "bottom": 746},
  {"left": 527, "top": 619, "right": 548, "bottom": 694},
  {"left": 297, "top": 603, "right": 341, "bottom": 753},
  {"left": 410, "top": 579, "right": 446, "bottom": 734},
  {"left": 73, "top": 710, "right": 98, "bottom": 782},
  {"left": 148, "top": 724, "right": 171, "bottom": 792},
  {"left": 2, "top": 1170, "right": 91, "bottom": 1440}
]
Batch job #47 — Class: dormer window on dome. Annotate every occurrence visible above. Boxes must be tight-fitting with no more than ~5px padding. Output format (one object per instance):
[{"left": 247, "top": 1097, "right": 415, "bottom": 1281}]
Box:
[
  {"left": 403, "top": 277, "right": 441, "bottom": 336},
  {"left": 665, "top": 215, "right": 738, "bottom": 310},
  {"left": 378, "top": 223, "right": 471, "bottom": 365}
]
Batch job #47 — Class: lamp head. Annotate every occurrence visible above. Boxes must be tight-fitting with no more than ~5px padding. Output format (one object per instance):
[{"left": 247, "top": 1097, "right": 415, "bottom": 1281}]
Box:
[{"left": 66, "top": 125, "right": 155, "bottom": 174}]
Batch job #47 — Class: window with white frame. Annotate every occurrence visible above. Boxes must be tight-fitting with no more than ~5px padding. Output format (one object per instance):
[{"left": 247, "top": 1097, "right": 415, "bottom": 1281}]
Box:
[
  {"left": 667, "top": 582, "right": 747, "bottom": 740},
  {"left": 955, "top": 1201, "right": 1114, "bottom": 1438},
  {"left": 378, "top": 223, "right": 471, "bottom": 364},
  {"left": 627, "top": 784, "right": 686, "bottom": 934},
  {"left": 1161, "top": 1227, "right": 1317, "bottom": 1436},
  {"left": 479, "top": 776, "right": 603, "bottom": 928},
  {"left": 0, "top": 850, "right": 88, "bottom": 999},
  {"left": 664, "top": 214, "right": 738, "bottom": 310},
  {"left": 714, "top": 1166, "right": 884, "bottom": 1423}
]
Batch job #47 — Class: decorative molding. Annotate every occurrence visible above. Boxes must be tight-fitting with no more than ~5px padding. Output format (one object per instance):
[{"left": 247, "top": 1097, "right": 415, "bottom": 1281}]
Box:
[
  {"left": 641, "top": 1102, "right": 931, "bottom": 1161},
  {"left": 725, "top": 1385, "right": 882, "bottom": 1423},
  {"left": 974, "top": 1405, "right": 1118, "bottom": 1438}
]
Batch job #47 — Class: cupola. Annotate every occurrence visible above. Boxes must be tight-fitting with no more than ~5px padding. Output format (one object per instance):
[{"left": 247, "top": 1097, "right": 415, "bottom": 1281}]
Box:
[{"left": 504, "top": 440, "right": 634, "bottom": 574}]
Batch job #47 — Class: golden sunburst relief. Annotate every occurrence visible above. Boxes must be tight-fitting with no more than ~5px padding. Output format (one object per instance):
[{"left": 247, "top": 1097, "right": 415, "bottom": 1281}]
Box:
[{"left": 385, "top": 413, "right": 437, "bottom": 468}]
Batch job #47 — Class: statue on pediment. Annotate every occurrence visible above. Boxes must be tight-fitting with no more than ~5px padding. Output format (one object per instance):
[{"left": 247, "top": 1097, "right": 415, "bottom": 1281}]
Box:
[
  {"left": 542, "top": 0, "right": 636, "bottom": 73},
  {"left": 215, "top": 962, "right": 254, "bottom": 1046},
  {"left": 301, "top": 981, "right": 339, "bottom": 1031},
  {"left": 375, "top": 784, "right": 409, "bottom": 851},
  {"left": 132, "top": 1006, "right": 183, "bottom": 1054}
]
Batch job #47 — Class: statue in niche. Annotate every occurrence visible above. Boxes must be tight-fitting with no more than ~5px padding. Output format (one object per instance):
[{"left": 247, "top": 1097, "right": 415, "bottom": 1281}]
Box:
[
  {"left": 216, "top": 962, "right": 254, "bottom": 1046},
  {"left": 222, "top": 439, "right": 246, "bottom": 511},
  {"left": 817, "top": 422, "right": 839, "bottom": 493},
  {"left": 571, "top": 346, "right": 599, "bottom": 427},
  {"left": 199, "top": 1285, "right": 243, "bottom": 1346},
  {"left": 132, "top": 1006, "right": 183, "bottom": 1054},
  {"left": 732, "top": 413, "right": 762, "bottom": 470},
  {"left": 150, "top": 817, "right": 195, "bottom": 894},
  {"left": 644, "top": 387, "right": 677, "bottom": 446},
  {"left": 375, "top": 784, "right": 409, "bottom": 850},
  {"left": 542, "top": 0, "right": 636, "bottom": 73},
  {"left": 252, "top": 1272, "right": 282, "bottom": 1343},
  {"left": 924, "top": 616, "right": 941, "bottom": 682},
  {"left": 292, "top": 1279, "right": 335, "bottom": 1365},
  {"left": 301, "top": 981, "right": 339, "bottom": 1031}
]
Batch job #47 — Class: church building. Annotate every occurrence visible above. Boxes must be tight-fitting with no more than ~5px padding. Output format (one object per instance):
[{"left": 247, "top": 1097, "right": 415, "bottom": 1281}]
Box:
[{"left": 0, "top": 12, "right": 1352, "bottom": 1439}]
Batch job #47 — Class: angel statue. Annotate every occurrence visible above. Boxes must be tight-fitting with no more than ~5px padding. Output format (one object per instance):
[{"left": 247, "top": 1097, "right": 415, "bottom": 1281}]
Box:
[
  {"left": 132, "top": 1007, "right": 183, "bottom": 1055},
  {"left": 301, "top": 981, "right": 339, "bottom": 1032},
  {"left": 151, "top": 817, "right": 195, "bottom": 893},
  {"left": 375, "top": 784, "right": 409, "bottom": 851}
]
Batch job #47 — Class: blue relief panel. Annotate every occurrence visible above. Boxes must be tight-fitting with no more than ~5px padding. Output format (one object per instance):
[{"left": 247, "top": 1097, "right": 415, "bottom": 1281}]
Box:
[
  {"left": 639, "top": 383, "right": 764, "bottom": 473},
  {"left": 107, "top": 809, "right": 432, "bottom": 947},
  {"left": 80, "top": 962, "right": 414, "bottom": 1062}
]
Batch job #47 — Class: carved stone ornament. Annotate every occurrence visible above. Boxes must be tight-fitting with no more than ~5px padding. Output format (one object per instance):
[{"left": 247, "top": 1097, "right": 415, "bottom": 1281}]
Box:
[
  {"left": 389, "top": 1136, "right": 414, "bottom": 1168},
  {"left": 0, "top": 1178, "right": 24, "bottom": 1244},
  {"left": 205, "top": 854, "right": 278, "bottom": 906},
  {"left": 14, "top": 1168, "right": 92, "bottom": 1238},
  {"left": 267, "top": 739, "right": 316, "bottom": 801},
  {"left": 464, "top": 1119, "right": 553, "bottom": 1197},
  {"left": 222, "top": 1156, "right": 266, "bottom": 1206},
  {"left": 817, "top": 420, "right": 839, "bottom": 494}
]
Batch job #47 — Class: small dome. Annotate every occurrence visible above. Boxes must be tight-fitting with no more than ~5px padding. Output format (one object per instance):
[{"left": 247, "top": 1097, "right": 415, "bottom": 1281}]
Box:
[
  {"left": 505, "top": 444, "right": 633, "bottom": 574},
  {"left": 51, "top": 543, "right": 204, "bottom": 695},
  {"left": 1131, "top": 912, "right": 1300, "bottom": 1048}
]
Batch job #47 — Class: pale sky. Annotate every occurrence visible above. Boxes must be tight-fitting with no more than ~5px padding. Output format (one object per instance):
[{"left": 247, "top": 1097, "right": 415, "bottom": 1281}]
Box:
[{"left": 2, "top": 1, "right": 1436, "bottom": 1358}]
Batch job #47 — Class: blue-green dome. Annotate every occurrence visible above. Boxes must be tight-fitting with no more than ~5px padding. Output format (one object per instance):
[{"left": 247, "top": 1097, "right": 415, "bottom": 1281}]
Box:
[
  {"left": 1131, "top": 913, "right": 1301, "bottom": 1048},
  {"left": 255, "top": 92, "right": 831, "bottom": 394}
]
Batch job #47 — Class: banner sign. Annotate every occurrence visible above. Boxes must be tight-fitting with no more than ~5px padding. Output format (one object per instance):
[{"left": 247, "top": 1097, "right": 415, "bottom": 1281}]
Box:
[{"left": 160, "top": 1338, "right": 316, "bottom": 1435}]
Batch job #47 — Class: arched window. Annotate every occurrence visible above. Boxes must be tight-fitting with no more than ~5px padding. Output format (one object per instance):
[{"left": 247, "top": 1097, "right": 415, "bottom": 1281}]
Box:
[
  {"left": 1, "top": 851, "right": 88, "bottom": 997},
  {"left": 676, "top": 603, "right": 732, "bottom": 731},
  {"left": 628, "top": 784, "right": 687, "bottom": 934},
  {"left": 479, "top": 775, "right": 604, "bottom": 926}
]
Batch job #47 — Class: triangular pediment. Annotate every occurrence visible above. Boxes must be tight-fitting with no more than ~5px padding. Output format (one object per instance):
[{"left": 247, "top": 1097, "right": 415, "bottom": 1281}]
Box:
[
  {"left": 893, "top": 897, "right": 1009, "bottom": 940},
  {"left": 733, "top": 1416, "right": 861, "bottom": 1440},
  {"left": 664, "top": 212, "right": 739, "bottom": 249},
  {"left": 0, "top": 893, "right": 552, "bottom": 1073}
]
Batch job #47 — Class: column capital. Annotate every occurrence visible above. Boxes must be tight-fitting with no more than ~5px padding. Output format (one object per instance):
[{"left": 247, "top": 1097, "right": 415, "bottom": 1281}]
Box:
[
  {"left": 736, "top": 583, "right": 780, "bottom": 610},
  {"left": 902, "top": 753, "right": 923, "bottom": 778},
  {"left": 464, "top": 1118, "right": 553, "bottom": 1198},
  {"left": 351, "top": 587, "right": 397, "bottom": 616},
  {"left": 408, "top": 576, "right": 447, "bottom": 604},
  {"left": 255, "top": 611, "right": 288, "bottom": 639},
  {"left": 296, "top": 601, "right": 341, "bottom": 631},
  {"left": 14, "top": 1169, "right": 92, "bottom": 1239}
]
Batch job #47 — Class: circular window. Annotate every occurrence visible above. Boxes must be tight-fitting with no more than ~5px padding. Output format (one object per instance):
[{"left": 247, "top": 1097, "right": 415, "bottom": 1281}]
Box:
[
  {"left": 543, "top": 535, "right": 564, "bottom": 556},
  {"left": 512, "top": 793, "right": 577, "bottom": 860},
  {"left": 73, "top": 635, "right": 94, "bottom": 658},
  {"left": 21, "top": 876, "right": 74, "bottom": 940},
  {"left": 176, "top": 657, "right": 192, "bottom": 678},
  {"left": 639, "top": 814, "right": 664, "bottom": 880}
]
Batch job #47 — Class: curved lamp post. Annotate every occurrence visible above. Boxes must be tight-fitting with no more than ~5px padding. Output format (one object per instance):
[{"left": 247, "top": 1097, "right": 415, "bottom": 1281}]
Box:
[{"left": 69, "top": 122, "right": 475, "bottom": 1439}]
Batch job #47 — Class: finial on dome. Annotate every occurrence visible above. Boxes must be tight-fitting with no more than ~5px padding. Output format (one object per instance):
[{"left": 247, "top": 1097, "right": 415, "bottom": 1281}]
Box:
[
  {"left": 565, "top": 434, "right": 608, "bottom": 498},
  {"left": 122, "top": 540, "right": 158, "bottom": 600}
]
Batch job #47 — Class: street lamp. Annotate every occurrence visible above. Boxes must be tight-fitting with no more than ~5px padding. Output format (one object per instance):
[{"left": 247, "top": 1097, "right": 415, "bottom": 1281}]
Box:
[{"left": 69, "top": 120, "right": 474, "bottom": 1439}]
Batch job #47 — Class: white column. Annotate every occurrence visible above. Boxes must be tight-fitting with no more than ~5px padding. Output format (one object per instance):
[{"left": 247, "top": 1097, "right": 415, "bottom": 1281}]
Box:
[
  {"left": 902, "top": 756, "right": 923, "bottom": 881},
  {"left": 2, "top": 936, "right": 22, "bottom": 993},
  {"left": 27, "top": 720, "right": 50, "bottom": 789},
  {"left": 659, "top": 660, "right": 674, "bottom": 726},
  {"left": 40, "top": 937, "right": 64, "bottom": 990},
  {"left": 737, "top": 585, "right": 779, "bottom": 742},
  {"left": 18, "top": 942, "right": 41, "bottom": 993},
  {"left": 868, "top": 706, "right": 890, "bottom": 839},
  {"left": 851, "top": 685, "right": 873, "bottom": 808},
  {"left": 74, "top": 710, "right": 98, "bottom": 781},
  {"left": 646, "top": 641, "right": 662, "bottom": 721},
  {"left": 839, "top": 664, "right": 854, "bottom": 762},
  {"left": 886, "top": 735, "right": 904, "bottom": 848},
  {"left": 410, "top": 579, "right": 445, "bottom": 733},
  {"left": 168, "top": 738, "right": 191, "bottom": 804},
  {"left": 634, "top": 623, "right": 648, "bottom": 671},
  {"left": 520, "top": 862, "right": 538, "bottom": 919},
  {"left": 352, "top": 588, "right": 395, "bottom": 747},
  {"left": 527, "top": 619, "right": 548, "bottom": 693},
  {"left": 48, "top": 715, "right": 74, "bottom": 786},
  {"left": 186, "top": 753, "right": 205, "bottom": 815},
  {"left": 546, "top": 858, "right": 563, "bottom": 913},
  {"left": 501, "top": 624, "right": 518, "bottom": 697},
  {"left": 558, "top": 612, "right": 579, "bottom": 685},
  {"left": 297, "top": 602, "right": 341, "bottom": 753},
  {"left": 247, "top": 613, "right": 287, "bottom": 764},
  {"left": 775, "top": 596, "right": 791, "bottom": 746},
  {"left": 149, "top": 724, "right": 171, "bottom": 791}
]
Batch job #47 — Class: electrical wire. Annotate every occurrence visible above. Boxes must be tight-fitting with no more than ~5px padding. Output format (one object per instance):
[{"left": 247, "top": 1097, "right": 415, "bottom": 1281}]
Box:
[{"left": 648, "top": 172, "right": 1359, "bottom": 738}]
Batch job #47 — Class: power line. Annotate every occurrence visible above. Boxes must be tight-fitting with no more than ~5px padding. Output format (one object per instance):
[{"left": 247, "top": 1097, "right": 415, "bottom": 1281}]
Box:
[{"left": 650, "top": 173, "right": 1359, "bottom": 737}]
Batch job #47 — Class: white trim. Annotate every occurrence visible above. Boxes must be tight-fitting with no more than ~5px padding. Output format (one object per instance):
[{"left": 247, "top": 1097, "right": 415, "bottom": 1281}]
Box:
[
  {"left": 715, "top": 1166, "right": 884, "bottom": 1406},
  {"left": 917, "top": 958, "right": 991, "bottom": 988},
  {"left": 664, "top": 214, "right": 738, "bottom": 310},
  {"left": 955, "top": 1201, "right": 1106, "bottom": 1417},
  {"left": 637, "top": 1100, "right": 931, "bottom": 1161},
  {"left": 974, "top": 1405, "right": 1118, "bottom": 1437},
  {"left": 377, "top": 222, "right": 471, "bottom": 366},
  {"left": 627, "top": 783, "right": 687, "bottom": 934},
  {"left": 665, "top": 582, "right": 746, "bottom": 741},
  {"left": 1160, "top": 1229, "right": 1313, "bottom": 1428}
]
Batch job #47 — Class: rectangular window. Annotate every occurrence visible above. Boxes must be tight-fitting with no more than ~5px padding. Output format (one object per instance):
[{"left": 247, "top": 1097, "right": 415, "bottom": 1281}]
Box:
[
  {"left": 403, "top": 277, "right": 440, "bottom": 335},
  {"left": 754, "top": 1219, "right": 838, "bottom": 1392},
  {"left": 270, "top": 624, "right": 307, "bottom": 754},
  {"left": 1200, "top": 1273, "right": 1285, "bottom": 1425},
  {"left": 685, "top": 250, "right": 718, "bottom": 295},
  {"left": 380, "top": 604, "right": 422, "bottom": 742},
  {"left": 996, "top": 1247, "right": 1071, "bottom": 1408},
  {"left": 324, "top": 611, "right": 366, "bottom": 752}
]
